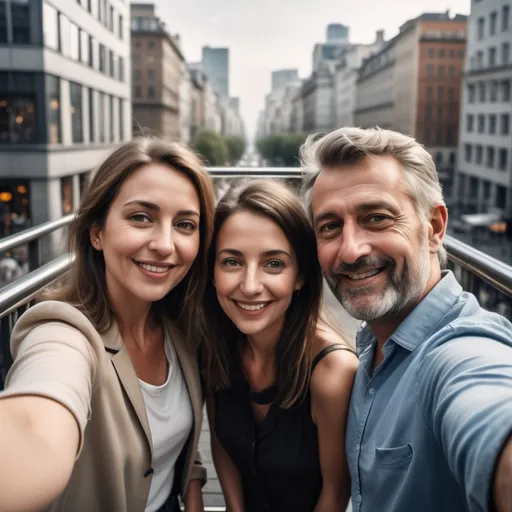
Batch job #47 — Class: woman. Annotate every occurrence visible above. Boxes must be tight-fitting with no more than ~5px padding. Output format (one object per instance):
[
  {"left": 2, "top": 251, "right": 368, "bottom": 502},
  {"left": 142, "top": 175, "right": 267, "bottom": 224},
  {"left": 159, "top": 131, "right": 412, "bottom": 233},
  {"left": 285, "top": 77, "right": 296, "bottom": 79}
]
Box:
[
  {"left": 201, "top": 180, "right": 358, "bottom": 512},
  {"left": 0, "top": 138, "right": 215, "bottom": 512}
]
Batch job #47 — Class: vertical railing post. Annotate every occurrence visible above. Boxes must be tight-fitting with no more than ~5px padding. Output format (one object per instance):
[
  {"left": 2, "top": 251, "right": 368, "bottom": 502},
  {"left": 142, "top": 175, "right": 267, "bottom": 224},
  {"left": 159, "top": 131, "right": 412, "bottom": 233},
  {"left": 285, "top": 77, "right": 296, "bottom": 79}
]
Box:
[
  {"left": 0, "top": 316, "right": 13, "bottom": 390},
  {"left": 28, "top": 238, "right": 40, "bottom": 272}
]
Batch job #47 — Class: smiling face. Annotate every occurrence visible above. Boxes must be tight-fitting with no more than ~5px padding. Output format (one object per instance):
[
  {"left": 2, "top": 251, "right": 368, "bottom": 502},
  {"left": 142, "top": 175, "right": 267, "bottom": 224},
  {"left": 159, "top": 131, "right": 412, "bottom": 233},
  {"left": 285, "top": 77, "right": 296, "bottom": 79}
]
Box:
[
  {"left": 90, "top": 163, "right": 201, "bottom": 311},
  {"left": 213, "top": 210, "right": 302, "bottom": 342},
  {"left": 311, "top": 155, "right": 437, "bottom": 322}
]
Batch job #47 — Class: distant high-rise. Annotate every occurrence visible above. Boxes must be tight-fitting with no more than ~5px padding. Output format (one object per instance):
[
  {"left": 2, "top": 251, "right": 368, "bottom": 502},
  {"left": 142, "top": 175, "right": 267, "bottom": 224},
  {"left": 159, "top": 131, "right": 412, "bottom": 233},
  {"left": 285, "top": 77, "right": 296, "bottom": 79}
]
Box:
[
  {"left": 271, "top": 69, "right": 299, "bottom": 93},
  {"left": 202, "top": 46, "right": 229, "bottom": 97},
  {"left": 326, "top": 23, "right": 349, "bottom": 43}
]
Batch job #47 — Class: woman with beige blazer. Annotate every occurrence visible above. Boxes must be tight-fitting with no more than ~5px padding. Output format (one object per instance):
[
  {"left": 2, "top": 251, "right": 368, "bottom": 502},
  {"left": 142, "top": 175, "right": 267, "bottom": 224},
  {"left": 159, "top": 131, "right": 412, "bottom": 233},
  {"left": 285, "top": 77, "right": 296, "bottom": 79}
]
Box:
[{"left": 0, "top": 138, "right": 215, "bottom": 512}]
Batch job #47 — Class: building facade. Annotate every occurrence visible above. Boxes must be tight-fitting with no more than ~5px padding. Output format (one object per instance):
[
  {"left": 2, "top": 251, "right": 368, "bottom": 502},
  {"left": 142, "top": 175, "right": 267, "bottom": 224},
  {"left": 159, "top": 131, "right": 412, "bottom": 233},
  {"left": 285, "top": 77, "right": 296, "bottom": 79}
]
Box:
[
  {"left": 179, "top": 62, "right": 192, "bottom": 146},
  {"left": 271, "top": 69, "right": 299, "bottom": 93},
  {"left": 302, "top": 62, "right": 336, "bottom": 133},
  {"left": 0, "top": 0, "right": 131, "bottom": 251},
  {"left": 131, "top": 3, "right": 184, "bottom": 141},
  {"left": 202, "top": 46, "right": 229, "bottom": 97},
  {"left": 355, "top": 12, "right": 467, "bottom": 198},
  {"left": 455, "top": 0, "right": 512, "bottom": 215}
]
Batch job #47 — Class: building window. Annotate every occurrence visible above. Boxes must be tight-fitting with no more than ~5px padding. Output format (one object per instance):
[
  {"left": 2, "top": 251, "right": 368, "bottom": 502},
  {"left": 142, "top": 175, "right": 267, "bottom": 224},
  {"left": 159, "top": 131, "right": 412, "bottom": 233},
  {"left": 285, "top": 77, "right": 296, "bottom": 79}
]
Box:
[
  {"left": 118, "top": 14, "right": 123, "bottom": 39},
  {"left": 503, "top": 43, "right": 510, "bottom": 65},
  {"left": 428, "top": 48, "right": 435, "bottom": 57},
  {"left": 109, "top": 95, "right": 115, "bottom": 142},
  {"left": 87, "top": 0, "right": 92, "bottom": 13},
  {"left": 109, "top": 5, "right": 114, "bottom": 32},
  {"left": 438, "top": 48, "right": 445, "bottom": 57},
  {"left": 436, "top": 127, "right": 443, "bottom": 144},
  {"left": 489, "top": 114, "right": 497, "bottom": 134},
  {"left": 427, "top": 64, "right": 434, "bottom": 76},
  {"left": 486, "top": 146, "right": 496, "bottom": 167},
  {"left": 502, "top": 80, "right": 511, "bottom": 101},
  {"left": 70, "top": 82, "right": 83, "bottom": 143},
  {"left": 88, "top": 35, "right": 94, "bottom": 68},
  {"left": 496, "top": 185, "right": 507, "bottom": 209},
  {"left": 477, "top": 17, "right": 485, "bottom": 39},
  {"left": 448, "top": 87, "right": 455, "bottom": 101},
  {"left": 118, "top": 97, "right": 124, "bottom": 141},
  {"left": 0, "top": 2, "right": 7, "bottom": 44},
  {"left": 437, "top": 105, "right": 443, "bottom": 121},
  {"left": 99, "top": 44, "right": 106, "bottom": 73},
  {"left": 425, "top": 105, "right": 432, "bottom": 120},
  {"left": 490, "top": 11, "right": 497, "bottom": 35},
  {"left": 426, "top": 86, "right": 433, "bottom": 100},
  {"left": 148, "top": 40, "right": 156, "bottom": 49},
  {"left": 118, "top": 57, "right": 124, "bottom": 82},
  {"left": 501, "top": 114, "right": 510, "bottom": 135},
  {"left": 499, "top": 149, "right": 508, "bottom": 170},
  {"left": 88, "top": 88, "right": 94, "bottom": 143},
  {"left": 468, "top": 84, "right": 475, "bottom": 103},
  {"left": 483, "top": 180, "right": 491, "bottom": 199},
  {"left": 148, "top": 86, "right": 155, "bottom": 98},
  {"left": 469, "top": 177, "right": 479, "bottom": 198},
  {"left": 449, "top": 65, "right": 455, "bottom": 77},
  {"left": 43, "top": 3, "right": 59, "bottom": 50},
  {"left": 45, "top": 74, "right": 61, "bottom": 143},
  {"left": 489, "top": 47, "right": 497, "bottom": 67},
  {"left": 109, "top": 50, "right": 115, "bottom": 78},
  {"left": 11, "top": 0, "right": 31, "bottom": 44},
  {"left": 490, "top": 81, "right": 498, "bottom": 102},
  {"left": 467, "top": 114, "right": 474, "bottom": 132},
  {"left": 98, "top": 91, "right": 105, "bottom": 142},
  {"left": 69, "top": 21, "right": 80, "bottom": 61},
  {"left": 476, "top": 145, "right": 483, "bottom": 164},
  {"left": 479, "top": 82, "right": 486, "bottom": 102},
  {"left": 465, "top": 144, "right": 473, "bottom": 162},
  {"left": 0, "top": 72, "right": 41, "bottom": 143},
  {"left": 61, "top": 176, "right": 73, "bottom": 214},
  {"left": 503, "top": 5, "right": 510, "bottom": 31},
  {"left": 450, "top": 152, "right": 456, "bottom": 165},
  {"left": 438, "top": 87, "right": 444, "bottom": 101},
  {"left": 478, "top": 114, "right": 486, "bottom": 133},
  {"left": 438, "top": 65, "right": 445, "bottom": 77}
]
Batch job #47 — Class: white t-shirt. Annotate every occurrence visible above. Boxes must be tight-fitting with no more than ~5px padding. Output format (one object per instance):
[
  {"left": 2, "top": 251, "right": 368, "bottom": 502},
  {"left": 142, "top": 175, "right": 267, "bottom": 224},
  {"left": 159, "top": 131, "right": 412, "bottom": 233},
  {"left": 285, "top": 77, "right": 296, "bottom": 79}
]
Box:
[{"left": 139, "top": 337, "right": 193, "bottom": 512}]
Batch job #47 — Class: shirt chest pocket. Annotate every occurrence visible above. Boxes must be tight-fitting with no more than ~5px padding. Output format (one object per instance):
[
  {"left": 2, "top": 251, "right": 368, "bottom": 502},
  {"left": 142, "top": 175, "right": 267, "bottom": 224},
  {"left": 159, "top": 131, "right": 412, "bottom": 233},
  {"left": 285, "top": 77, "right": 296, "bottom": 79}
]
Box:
[{"left": 375, "top": 443, "right": 413, "bottom": 468}]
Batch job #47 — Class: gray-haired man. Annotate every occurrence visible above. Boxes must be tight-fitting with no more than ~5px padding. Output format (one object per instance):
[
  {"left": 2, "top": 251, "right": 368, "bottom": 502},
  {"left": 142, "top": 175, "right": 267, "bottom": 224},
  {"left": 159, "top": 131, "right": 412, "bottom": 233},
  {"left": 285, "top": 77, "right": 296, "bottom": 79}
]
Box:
[{"left": 302, "top": 126, "right": 512, "bottom": 511}]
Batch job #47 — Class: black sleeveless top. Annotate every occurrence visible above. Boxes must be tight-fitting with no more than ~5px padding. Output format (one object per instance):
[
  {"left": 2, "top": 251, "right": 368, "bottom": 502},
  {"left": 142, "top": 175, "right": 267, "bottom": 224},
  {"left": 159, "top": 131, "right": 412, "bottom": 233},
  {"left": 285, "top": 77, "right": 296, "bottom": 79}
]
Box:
[{"left": 213, "top": 344, "right": 356, "bottom": 512}]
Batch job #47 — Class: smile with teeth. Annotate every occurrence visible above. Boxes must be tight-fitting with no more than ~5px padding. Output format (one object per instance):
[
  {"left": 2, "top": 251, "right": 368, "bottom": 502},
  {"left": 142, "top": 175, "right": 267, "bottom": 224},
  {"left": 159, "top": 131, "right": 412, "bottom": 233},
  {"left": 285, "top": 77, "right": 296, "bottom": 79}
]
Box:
[
  {"left": 136, "top": 261, "right": 173, "bottom": 274},
  {"left": 344, "top": 268, "right": 383, "bottom": 281},
  {"left": 235, "top": 301, "right": 270, "bottom": 311}
]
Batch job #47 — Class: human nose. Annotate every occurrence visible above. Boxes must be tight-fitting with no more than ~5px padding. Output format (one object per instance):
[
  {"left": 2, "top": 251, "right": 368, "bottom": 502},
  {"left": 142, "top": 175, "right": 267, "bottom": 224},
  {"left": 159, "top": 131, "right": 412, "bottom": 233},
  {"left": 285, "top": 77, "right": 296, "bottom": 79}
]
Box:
[
  {"left": 336, "top": 223, "right": 371, "bottom": 265},
  {"left": 240, "top": 265, "right": 264, "bottom": 296},
  {"left": 149, "top": 223, "right": 175, "bottom": 255}
]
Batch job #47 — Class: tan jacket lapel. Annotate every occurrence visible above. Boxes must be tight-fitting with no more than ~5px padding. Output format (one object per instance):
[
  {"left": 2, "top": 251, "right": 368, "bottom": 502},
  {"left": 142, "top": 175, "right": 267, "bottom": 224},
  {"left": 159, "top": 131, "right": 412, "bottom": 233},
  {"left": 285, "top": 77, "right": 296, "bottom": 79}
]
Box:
[{"left": 103, "top": 321, "right": 153, "bottom": 453}]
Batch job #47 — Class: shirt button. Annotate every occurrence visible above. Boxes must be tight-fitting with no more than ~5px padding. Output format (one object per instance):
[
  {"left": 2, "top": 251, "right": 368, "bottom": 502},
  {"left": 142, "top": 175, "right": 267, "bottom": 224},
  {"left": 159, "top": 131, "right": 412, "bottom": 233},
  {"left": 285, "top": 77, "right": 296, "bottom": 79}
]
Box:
[
  {"left": 357, "top": 494, "right": 362, "bottom": 503},
  {"left": 369, "top": 388, "right": 375, "bottom": 395}
]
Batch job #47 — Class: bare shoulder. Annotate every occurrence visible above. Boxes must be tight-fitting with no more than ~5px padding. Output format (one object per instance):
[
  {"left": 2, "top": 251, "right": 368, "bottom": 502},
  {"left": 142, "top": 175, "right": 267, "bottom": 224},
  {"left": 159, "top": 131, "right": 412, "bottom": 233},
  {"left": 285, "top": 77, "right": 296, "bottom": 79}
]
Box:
[{"left": 310, "top": 324, "right": 358, "bottom": 402}]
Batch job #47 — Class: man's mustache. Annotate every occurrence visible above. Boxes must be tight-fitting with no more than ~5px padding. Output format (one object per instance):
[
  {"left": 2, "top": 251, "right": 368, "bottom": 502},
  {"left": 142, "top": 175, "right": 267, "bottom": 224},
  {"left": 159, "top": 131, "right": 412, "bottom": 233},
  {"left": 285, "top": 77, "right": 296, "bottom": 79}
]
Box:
[{"left": 332, "top": 256, "right": 395, "bottom": 276}]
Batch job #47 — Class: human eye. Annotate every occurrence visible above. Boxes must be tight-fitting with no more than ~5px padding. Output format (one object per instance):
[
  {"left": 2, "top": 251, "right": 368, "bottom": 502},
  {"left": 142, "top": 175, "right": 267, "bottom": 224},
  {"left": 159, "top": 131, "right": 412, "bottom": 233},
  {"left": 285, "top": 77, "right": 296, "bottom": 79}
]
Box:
[
  {"left": 221, "top": 258, "right": 241, "bottom": 268},
  {"left": 175, "top": 220, "right": 197, "bottom": 231},
  {"left": 264, "top": 260, "right": 284, "bottom": 271},
  {"left": 129, "top": 213, "right": 152, "bottom": 223},
  {"left": 366, "top": 214, "right": 391, "bottom": 224},
  {"left": 317, "top": 222, "right": 340, "bottom": 237}
]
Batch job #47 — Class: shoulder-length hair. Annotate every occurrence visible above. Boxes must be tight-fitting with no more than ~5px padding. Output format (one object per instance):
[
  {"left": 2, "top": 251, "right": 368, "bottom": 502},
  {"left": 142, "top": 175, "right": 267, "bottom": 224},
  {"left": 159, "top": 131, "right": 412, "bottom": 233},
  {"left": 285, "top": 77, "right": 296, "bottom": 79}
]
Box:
[
  {"left": 42, "top": 137, "right": 215, "bottom": 346},
  {"left": 201, "top": 179, "right": 323, "bottom": 408}
]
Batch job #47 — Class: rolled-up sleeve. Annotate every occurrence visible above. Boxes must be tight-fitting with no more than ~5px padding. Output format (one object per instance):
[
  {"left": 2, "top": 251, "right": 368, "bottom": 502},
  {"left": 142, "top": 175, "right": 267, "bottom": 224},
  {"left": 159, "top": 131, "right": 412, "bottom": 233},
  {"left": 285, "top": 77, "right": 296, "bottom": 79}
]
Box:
[
  {"left": 417, "top": 335, "right": 512, "bottom": 511},
  {"left": 1, "top": 321, "right": 97, "bottom": 456},
  {"left": 189, "top": 448, "right": 207, "bottom": 485}
]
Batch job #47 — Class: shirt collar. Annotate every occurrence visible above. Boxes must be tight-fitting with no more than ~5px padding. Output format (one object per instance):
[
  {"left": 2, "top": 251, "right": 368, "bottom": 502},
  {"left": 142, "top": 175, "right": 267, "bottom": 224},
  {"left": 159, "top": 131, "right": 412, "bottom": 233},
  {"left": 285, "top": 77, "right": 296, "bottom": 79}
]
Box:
[{"left": 357, "top": 270, "right": 463, "bottom": 353}]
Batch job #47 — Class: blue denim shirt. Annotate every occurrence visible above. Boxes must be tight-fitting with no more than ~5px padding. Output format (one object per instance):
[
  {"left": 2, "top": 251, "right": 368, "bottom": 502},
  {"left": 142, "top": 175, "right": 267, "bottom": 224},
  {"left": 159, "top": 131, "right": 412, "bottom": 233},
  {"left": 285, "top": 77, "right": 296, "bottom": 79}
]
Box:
[{"left": 347, "top": 271, "right": 512, "bottom": 512}]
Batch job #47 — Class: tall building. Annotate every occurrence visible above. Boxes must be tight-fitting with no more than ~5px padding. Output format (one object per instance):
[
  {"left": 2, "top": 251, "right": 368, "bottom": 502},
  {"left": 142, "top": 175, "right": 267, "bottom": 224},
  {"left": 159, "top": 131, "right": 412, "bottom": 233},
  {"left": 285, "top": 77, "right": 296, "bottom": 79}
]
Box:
[
  {"left": 0, "top": 0, "right": 131, "bottom": 251},
  {"left": 202, "top": 46, "right": 229, "bottom": 97},
  {"left": 455, "top": 0, "right": 512, "bottom": 216},
  {"left": 271, "top": 69, "right": 299, "bottom": 93},
  {"left": 354, "top": 12, "right": 467, "bottom": 198},
  {"left": 131, "top": 3, "right": 184, "bottom": 141},
  {"left": 327, "top": 23, "right": 350, "bottom": 43}
]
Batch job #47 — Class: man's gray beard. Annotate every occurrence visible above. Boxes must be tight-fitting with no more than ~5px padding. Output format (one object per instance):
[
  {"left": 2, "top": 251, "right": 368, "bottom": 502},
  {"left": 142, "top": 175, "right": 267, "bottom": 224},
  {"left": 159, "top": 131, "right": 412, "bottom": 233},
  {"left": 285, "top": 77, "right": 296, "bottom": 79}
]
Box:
[{"left": 327, "top": 240, "right": 431, "bottom": 322}]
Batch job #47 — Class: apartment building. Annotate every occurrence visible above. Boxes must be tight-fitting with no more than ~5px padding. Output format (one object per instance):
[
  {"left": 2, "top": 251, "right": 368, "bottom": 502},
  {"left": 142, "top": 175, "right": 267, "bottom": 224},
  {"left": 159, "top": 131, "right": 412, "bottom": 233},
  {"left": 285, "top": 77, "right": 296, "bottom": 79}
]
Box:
[
  {"left": 131, "top": 3, "right": 184, "bottom": 141},
  {"left": 355, "top": 12, "right": 467, "bottom": 197},
  {"left": 0, "top": 0, "right": 131, "bottom": 247},
  {"left": 455, "top": 0, "right": 512, "bottom": 215}
]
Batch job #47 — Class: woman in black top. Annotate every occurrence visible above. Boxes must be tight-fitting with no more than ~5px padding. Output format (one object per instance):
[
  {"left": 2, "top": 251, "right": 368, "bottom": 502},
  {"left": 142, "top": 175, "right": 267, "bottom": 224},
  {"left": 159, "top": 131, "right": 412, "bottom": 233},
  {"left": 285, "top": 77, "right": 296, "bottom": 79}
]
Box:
[{"left": 201, "top": 180, "right": 358, "bottom": 511}]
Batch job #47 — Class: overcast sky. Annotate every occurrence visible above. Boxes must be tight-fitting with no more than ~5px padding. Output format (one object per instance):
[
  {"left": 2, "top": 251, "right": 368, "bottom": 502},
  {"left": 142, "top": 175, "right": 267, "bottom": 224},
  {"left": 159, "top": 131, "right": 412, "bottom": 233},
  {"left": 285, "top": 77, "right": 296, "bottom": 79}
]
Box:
[{"left": 152, "top": 0, "right": 471, "bottom": 140}]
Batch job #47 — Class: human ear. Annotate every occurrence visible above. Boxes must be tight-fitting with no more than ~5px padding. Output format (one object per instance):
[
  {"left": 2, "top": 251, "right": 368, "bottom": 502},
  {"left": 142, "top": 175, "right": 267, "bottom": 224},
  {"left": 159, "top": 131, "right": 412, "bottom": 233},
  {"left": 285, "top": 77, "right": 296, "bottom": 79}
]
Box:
[
  {"left": 89, "top": 225, "right": 103, "bottom": 251},
  {"left": 428, "top": 204, "right": 448, "bottom": 254}
]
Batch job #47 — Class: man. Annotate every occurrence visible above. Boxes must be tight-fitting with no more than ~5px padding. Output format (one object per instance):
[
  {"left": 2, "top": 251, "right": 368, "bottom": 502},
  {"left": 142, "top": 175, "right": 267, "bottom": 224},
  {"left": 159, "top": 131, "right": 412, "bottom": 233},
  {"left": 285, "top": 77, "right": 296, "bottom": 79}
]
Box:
[{"left": 301, "top": 127, "right": 512, "bottom": 511}]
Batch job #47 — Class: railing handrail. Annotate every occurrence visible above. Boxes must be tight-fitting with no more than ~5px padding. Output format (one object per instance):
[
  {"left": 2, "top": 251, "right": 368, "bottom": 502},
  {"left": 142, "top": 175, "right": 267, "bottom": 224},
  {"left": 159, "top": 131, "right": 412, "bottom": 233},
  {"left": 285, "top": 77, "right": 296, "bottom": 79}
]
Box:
[
  {"left": 0, "top": 214, "right": 75, "bottom": 254},
  {"left": 0, "top": 254, "right": 74, "bottom": 319}
]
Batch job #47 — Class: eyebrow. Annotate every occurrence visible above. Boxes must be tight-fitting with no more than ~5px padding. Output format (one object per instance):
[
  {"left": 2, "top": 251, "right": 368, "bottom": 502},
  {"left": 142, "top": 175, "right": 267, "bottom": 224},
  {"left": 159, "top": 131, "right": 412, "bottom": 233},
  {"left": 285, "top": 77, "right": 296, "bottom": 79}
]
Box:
[
  {"left": 123, "top": 200, "right": 200, "bottom": 217},
  {"left": 314, "top": 201, "right": 399, "bottom": 225},
  {"left": 218, "top": 248, "right": 292, "bottom": 258}
]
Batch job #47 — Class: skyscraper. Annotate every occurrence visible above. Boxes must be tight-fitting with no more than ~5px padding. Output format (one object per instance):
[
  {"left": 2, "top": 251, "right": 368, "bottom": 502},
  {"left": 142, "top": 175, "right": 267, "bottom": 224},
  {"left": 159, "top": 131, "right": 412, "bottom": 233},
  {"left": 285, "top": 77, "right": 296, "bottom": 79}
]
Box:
[
  {"left": 326, "top": 23, "right": 350, "bottom": 43},
  {"left": 202, "top": 46, "right": 229, "bottom": 97},
  {"left": 271, "top": 69, "right": 299, "bottom": 93}
]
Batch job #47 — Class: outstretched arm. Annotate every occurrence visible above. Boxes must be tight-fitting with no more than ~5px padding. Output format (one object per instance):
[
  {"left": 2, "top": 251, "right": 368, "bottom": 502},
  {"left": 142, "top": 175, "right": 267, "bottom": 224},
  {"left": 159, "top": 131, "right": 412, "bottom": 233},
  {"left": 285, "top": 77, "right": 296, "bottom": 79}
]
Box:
[
  {"left": 493, "top": 436, "right": 512, "bottom": 511},
  {"left": 310, "top": 348, "right": 358, "bottom": 512}
]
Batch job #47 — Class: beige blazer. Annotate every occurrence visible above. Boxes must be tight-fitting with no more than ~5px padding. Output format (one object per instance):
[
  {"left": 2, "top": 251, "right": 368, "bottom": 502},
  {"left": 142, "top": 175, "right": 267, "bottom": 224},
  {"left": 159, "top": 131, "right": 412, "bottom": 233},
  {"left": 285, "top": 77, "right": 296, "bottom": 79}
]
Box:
[{"left": 2, "top": 300, "right": 206, "bottom": 512}]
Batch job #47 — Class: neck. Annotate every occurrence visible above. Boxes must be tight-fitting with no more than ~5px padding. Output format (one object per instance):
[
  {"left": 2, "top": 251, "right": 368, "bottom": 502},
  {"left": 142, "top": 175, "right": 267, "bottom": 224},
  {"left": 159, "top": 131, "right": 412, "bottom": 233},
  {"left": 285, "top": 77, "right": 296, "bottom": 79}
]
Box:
[
  {"left": 369, "top": 265, "right": 443, "bottom": 346},
  {"left": 245, "top": 320, "right": 283, "bottom": 364}
]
